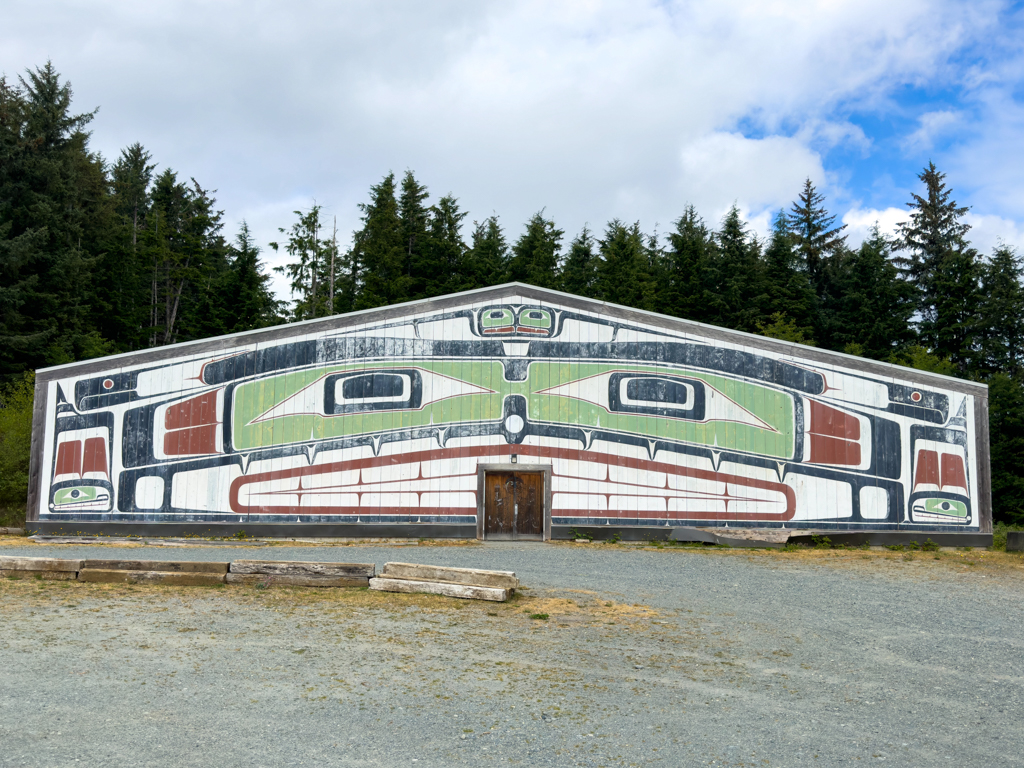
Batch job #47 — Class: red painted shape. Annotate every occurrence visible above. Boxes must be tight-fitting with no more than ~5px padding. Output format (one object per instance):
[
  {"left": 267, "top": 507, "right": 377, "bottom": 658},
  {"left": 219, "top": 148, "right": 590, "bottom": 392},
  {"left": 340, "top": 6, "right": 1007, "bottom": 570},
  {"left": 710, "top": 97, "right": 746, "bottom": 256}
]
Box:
[
  {"left": 482, "top": 326, "right": 514, "bottom": 334},
  {"left": 55, "top": 440, "right": 82, "bottom": 477},
  {"left": 911, "top": 391, "right": 922, "bottom": 402},
  {"left": 229, "top": 445, "right": 797, "bottom": 521},
  {"left": 940, "top": 453, "right": 968, "bottom": 493},
  {"left": 808, "top": 434, "right": 862, "bottom": 465},
  {"left": 165, "top": 391, "right": 220, "bottom": 430},
  {"left": 514, "top": 326, "right": 549, "bottom": 335},
  {"left": 164, "top": 425, "right": 219, "bottom": 456},
  {"left": 82, "top": 437, "right": 107, "bottom": 477},
  {"left": 808, "top": 400, "right": 860, "bottom": 440},
  {"left": 914, "top": 450, "right": 940, "bottom": 488}
]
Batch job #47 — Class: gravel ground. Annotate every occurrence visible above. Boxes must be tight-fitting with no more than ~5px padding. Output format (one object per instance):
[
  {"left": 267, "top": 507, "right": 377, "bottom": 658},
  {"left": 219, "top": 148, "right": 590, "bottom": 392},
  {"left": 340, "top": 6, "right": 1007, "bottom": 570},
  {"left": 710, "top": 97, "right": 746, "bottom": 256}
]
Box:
[{"left": 1, "top": 539, "right": 1022, "bottom": 767}]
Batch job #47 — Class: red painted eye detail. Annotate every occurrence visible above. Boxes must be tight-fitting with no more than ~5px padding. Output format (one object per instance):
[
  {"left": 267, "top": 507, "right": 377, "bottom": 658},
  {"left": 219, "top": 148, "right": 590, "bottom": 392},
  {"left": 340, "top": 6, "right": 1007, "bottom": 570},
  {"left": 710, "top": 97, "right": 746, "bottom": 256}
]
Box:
[
  {"left": 911, "top": 391, "right": 922, "bottom": 402},
  {"left": 102, "top": 379, "right": 114, "bottom": 390}
]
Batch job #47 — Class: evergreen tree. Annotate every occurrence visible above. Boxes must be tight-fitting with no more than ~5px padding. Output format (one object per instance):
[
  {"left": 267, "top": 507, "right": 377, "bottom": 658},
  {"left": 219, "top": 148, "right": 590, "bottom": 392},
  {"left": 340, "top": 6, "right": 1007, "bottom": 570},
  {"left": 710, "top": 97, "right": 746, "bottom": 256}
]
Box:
[
  {"left": 659, "top": 206, "right": 718, "bottom": 323},
  {"left": 400, "top": 171, "right": 430, "bottom": 301},
  {"left": 594, "top": 220, "right": 652, "bottom": 309},
  {"left": 352, "top": 172, "right": 405, "bottom": 309},
  {"left": 559, "top": 227, "right": 597, "bottom": 297},
  {"left": 819, "top": 226, "right": 917, "bottom": 359},
  {"left": 894, "top": 163, "right": 973, "bottom": 353},
  {"left": 225, "top": 222, "right": 282, "bottom": 332},
  {"left": 145, "top": 171, "right": 228, "bottom": 345},
  {"left": 419, "top": 194, "right": 469, "bottom": 298},
  {"left": 506, "top": 212, "right": 562, "bottom": 289},
  {"left": 0, "top": 63, "right": 111, "bottom": 376},
  {"left": 94, "top": 143, "right": 157, "bottom": 350},
  {"left": 466, "top": 216, "right": 508, "bottom": 288},
  {"left": 760, "top": 212, "right": 818, "bottom": 340},
  {"left": 271, "top": 204, "right": 330, "bottom": 320},
  {"left": 787, "top": 179, "right": 847, "bottom": 291},
  {"left": 988, "top": 373, "right": 1024, "bottom": 525},
  {"left": 977, "top": 245, "right": 1024, "bottom": 378},
  {"left": 713, "top": 205, "right": 765, "bottom": 332}
]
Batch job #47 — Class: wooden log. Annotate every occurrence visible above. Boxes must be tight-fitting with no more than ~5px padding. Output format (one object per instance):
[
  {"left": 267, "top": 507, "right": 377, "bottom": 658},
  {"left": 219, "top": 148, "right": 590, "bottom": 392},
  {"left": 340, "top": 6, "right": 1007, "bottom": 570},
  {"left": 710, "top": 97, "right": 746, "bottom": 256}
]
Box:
[
  {"left": 0, "top": 528, "right": 25, "bottom": 536},
  {"left": 78, "top": 569, "right": 225, "bottom": 586},
  {"left": 1, "top": 569, "right": 77, "bottom": 581},
  {"left": 229, "top": 560, "right": 375, "bottom": 577},
  {"left": 0, "top": 556, "right": 81, "bottom": 572},
  {"left": 81, "top": 560, "right": 228, "bottom": 574},
  {"left": 379, "top": 562, "right": 518, "bottom": 589},
  {"left": 225, "top": 573, "right": 369, "bottom": 588},
  {"left": 368, "top": 577, "right": 512, "bottom": 602}
]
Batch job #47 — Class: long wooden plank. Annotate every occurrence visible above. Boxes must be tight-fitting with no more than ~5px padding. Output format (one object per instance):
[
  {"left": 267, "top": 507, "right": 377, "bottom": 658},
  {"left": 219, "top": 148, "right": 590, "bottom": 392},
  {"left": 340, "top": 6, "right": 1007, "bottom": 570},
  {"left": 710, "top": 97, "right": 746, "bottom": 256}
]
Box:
[
  {"left": 82, "top": 559, "right": 228, "bottom": 574},
  {"left": 0, "top": 556, "right": 82, "bottom": 572},
  {"left": 77, "top": 569, "right": 225, "bottom": 586},
  {"left": 368, "top": 576, "right": 512, "bottom": 602},
  {"left": 1, "top": 569, "right": 78, "bottom": 581},
  {"left": 380, "top": 562, "right": 518, "bottom": 589},
  {"left": 225, "top": 573, "right": 368, "bottom": 588},
  {"left": 229, "top": 560, "right": 374, "bottom": 577}
]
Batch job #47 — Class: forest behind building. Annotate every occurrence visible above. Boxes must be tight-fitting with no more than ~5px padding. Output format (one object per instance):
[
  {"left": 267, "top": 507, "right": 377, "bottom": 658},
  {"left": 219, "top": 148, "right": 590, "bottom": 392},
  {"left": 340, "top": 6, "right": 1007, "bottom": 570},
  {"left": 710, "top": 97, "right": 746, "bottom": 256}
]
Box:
[{"left": 2, "top": 64, "right": 1022, "bottom": 527}]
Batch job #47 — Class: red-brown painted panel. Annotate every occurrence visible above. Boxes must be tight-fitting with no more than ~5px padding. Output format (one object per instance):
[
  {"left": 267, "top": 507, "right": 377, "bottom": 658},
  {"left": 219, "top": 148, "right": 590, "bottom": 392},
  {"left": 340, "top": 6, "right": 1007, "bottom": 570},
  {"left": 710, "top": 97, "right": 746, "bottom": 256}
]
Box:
[
  {"left": 164, "top": 424, "right": 219, "bottom": 456},
  {"left": 940, "top": 453, "right": 968, "bottom": 492},
  {"left": 55, "top": 441, "right": 82, "bottom": 477},
  {"left": 808, "top": 400, "right": 860, "bottom": 440},
  {"left": 82, "top": 437, "right": 108, "bottom": 477},
  {"left": 808, "top": 434, "right": 862, "bottom": 465},
  {"left": 914, "top": 450, "right": 940, "bottom": 488},
  {"left": 165, "top": 391, "right": 220, "bottom": 430}
]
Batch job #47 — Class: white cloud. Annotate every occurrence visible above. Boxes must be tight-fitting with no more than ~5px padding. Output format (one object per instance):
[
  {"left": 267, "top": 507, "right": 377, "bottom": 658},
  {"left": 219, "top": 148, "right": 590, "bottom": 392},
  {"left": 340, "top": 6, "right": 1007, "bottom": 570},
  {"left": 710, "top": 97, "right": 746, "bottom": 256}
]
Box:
[
  {"left": 903, "top": 110, "right": 962, "bottom": 151},
  {"left": 842, "top": 207, "right": 908, "bottom": 247},
  {"left": 1, "top": 0, "right": 1019, "bottom": 302}
]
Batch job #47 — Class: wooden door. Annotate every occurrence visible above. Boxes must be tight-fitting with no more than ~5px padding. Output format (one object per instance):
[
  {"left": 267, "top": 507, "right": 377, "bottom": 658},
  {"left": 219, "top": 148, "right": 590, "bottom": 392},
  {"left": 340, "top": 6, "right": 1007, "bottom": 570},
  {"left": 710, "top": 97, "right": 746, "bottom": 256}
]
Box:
[
  {"left": 484, "top": 471, "right": 516, "bottom": 538},
  {"left": 516, "top": 472, "right": 543, "bottom": 537},
  {"left": 483, "top": 471, "right": 545, "bottom": 539}
]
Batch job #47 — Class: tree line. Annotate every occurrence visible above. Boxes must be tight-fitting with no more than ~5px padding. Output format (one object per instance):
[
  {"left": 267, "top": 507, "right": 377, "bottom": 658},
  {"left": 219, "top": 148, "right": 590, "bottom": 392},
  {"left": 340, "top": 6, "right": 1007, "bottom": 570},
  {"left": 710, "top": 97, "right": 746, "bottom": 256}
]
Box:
[{"left": 1, "top": 63, "right": 1022, "bottom": 525}]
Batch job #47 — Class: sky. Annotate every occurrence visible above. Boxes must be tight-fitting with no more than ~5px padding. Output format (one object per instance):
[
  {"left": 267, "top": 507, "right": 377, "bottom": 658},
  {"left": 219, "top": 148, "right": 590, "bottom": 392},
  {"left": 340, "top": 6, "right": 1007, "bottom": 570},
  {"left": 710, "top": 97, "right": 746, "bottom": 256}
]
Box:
[{"left": 3, "top": 0, "right": 1023, "bottom": 301}]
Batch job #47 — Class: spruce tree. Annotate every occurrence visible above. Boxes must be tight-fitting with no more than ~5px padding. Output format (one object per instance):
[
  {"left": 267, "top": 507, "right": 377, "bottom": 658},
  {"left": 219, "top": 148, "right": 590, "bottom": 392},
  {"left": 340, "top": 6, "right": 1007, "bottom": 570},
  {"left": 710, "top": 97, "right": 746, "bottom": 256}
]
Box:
[
  {"left": 420, "top": 194, "right": 469, "bottom": 298},
  {"left": 594, "top": 220, "right": 652, "bottom": 309},
  {"left": 819, "top": 226, "right": 917, "bottom": 359},
  {"left": 894, "top": 162, "right": 976, "bottom": 365},
  {"left": 225, "top": 222, "right": 282, "bottom": 332},
  {"left": 466, "top": 216, "right": 508, "bottom": 288},
  {"left": 787, "top": 179, "right": 847, "bottom": 291},
  {"left": 713, "top": 205, "right": 765, "bottom": 332},
  {"left": 759, "top": 211, "right": 818, "bottom": 341},
  {"left": 660, "top": 206, "right": 718, "bottom": 323},
  {"left": 400, "top": 171, "right": 430, "bottom": 301},
  {"left": 559, "top": 227, "right": 597, "bottom": 297},
  {"left": 977, "top": 246, "right": 1024, "bottom": 378},
  {"left": 352, "top": 172, "right": 405, "bottom": 310},
  {"left": 988, "top": 373, "right": 1024, "bottom": 525},
  {"left": 506, "top": 212, "right": 562, "bottom": 289}
]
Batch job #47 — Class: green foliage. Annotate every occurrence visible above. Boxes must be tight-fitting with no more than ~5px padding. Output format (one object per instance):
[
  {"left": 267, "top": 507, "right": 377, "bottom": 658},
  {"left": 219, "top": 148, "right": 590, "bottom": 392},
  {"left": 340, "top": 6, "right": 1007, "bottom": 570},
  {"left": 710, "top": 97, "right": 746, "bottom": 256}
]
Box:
[
  {"left": 506, "top": 211, "right": 563, "bottom": 289},
  {"left": 988, "top": 373, "right": 1024, "bottom": 525},
  {"left": 756, "top": 312, "right": 816, "bottom": 346},
  {"left": 0, "top": 372, "right": 34, "bottom": 525}
]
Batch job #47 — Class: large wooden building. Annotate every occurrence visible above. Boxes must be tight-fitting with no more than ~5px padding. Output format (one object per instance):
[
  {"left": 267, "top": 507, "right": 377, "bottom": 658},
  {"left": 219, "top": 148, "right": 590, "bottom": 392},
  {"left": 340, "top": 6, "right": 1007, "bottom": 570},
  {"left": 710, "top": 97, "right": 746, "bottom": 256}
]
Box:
[{"left": 26, "top": 283, "right": 991, "bottom": 541}]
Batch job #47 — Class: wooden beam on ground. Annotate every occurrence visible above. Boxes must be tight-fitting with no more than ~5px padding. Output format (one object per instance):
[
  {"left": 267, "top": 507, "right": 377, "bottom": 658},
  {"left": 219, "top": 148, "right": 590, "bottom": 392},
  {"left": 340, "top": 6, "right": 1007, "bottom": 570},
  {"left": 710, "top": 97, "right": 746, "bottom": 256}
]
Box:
[
  {"left": 77, "top": 570, "right": 225, "bottom": 586},
  {"left": 225, "top": 573, "right": 369, "bottom": 588},
  {"left": 369, "top": 577, "right": 512, "bottom": 602},
  {"left": 380, "top": 562, "right": 518, "bottom": 589},
  {"left": 82, "top": 560, "right": 228, "bottom": 573},
  {"left": 229, "top": 560, "right": 375, "bottom": 578},
  {"left": 0, "top": 556, "right": 82, "bottom": 572}
]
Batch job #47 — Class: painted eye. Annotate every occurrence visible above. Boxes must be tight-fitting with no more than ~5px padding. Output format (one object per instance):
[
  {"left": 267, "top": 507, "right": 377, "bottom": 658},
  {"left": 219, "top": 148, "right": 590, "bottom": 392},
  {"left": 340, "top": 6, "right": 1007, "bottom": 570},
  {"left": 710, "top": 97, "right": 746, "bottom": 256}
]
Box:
[
  {"left": 102, "top": 379, "right": 114, "bottom": 390},
  {"left": 70, "top": 489, "right": 81, "bottom": 498},
  {"left": 911, "top": 391, "right": 922, "bottom": 402},
  {"left": 490, "top": 311, "right": 505, "bottom": 319}
]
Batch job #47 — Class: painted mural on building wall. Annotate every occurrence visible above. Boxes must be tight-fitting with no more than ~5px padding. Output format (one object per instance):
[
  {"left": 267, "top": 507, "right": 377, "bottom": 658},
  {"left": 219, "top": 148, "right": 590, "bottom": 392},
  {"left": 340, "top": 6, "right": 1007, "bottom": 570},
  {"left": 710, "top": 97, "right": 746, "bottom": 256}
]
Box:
[{"left": 38, "top": 293, "right": 980, "bottom": 530}]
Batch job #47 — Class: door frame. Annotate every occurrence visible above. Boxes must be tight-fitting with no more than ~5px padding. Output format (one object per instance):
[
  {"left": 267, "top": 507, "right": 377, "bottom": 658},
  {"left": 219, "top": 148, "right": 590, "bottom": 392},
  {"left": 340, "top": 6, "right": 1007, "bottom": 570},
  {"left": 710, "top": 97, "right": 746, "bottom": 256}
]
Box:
[{"left": 476, "top": 463, "right": 552, "bottom": 541}]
